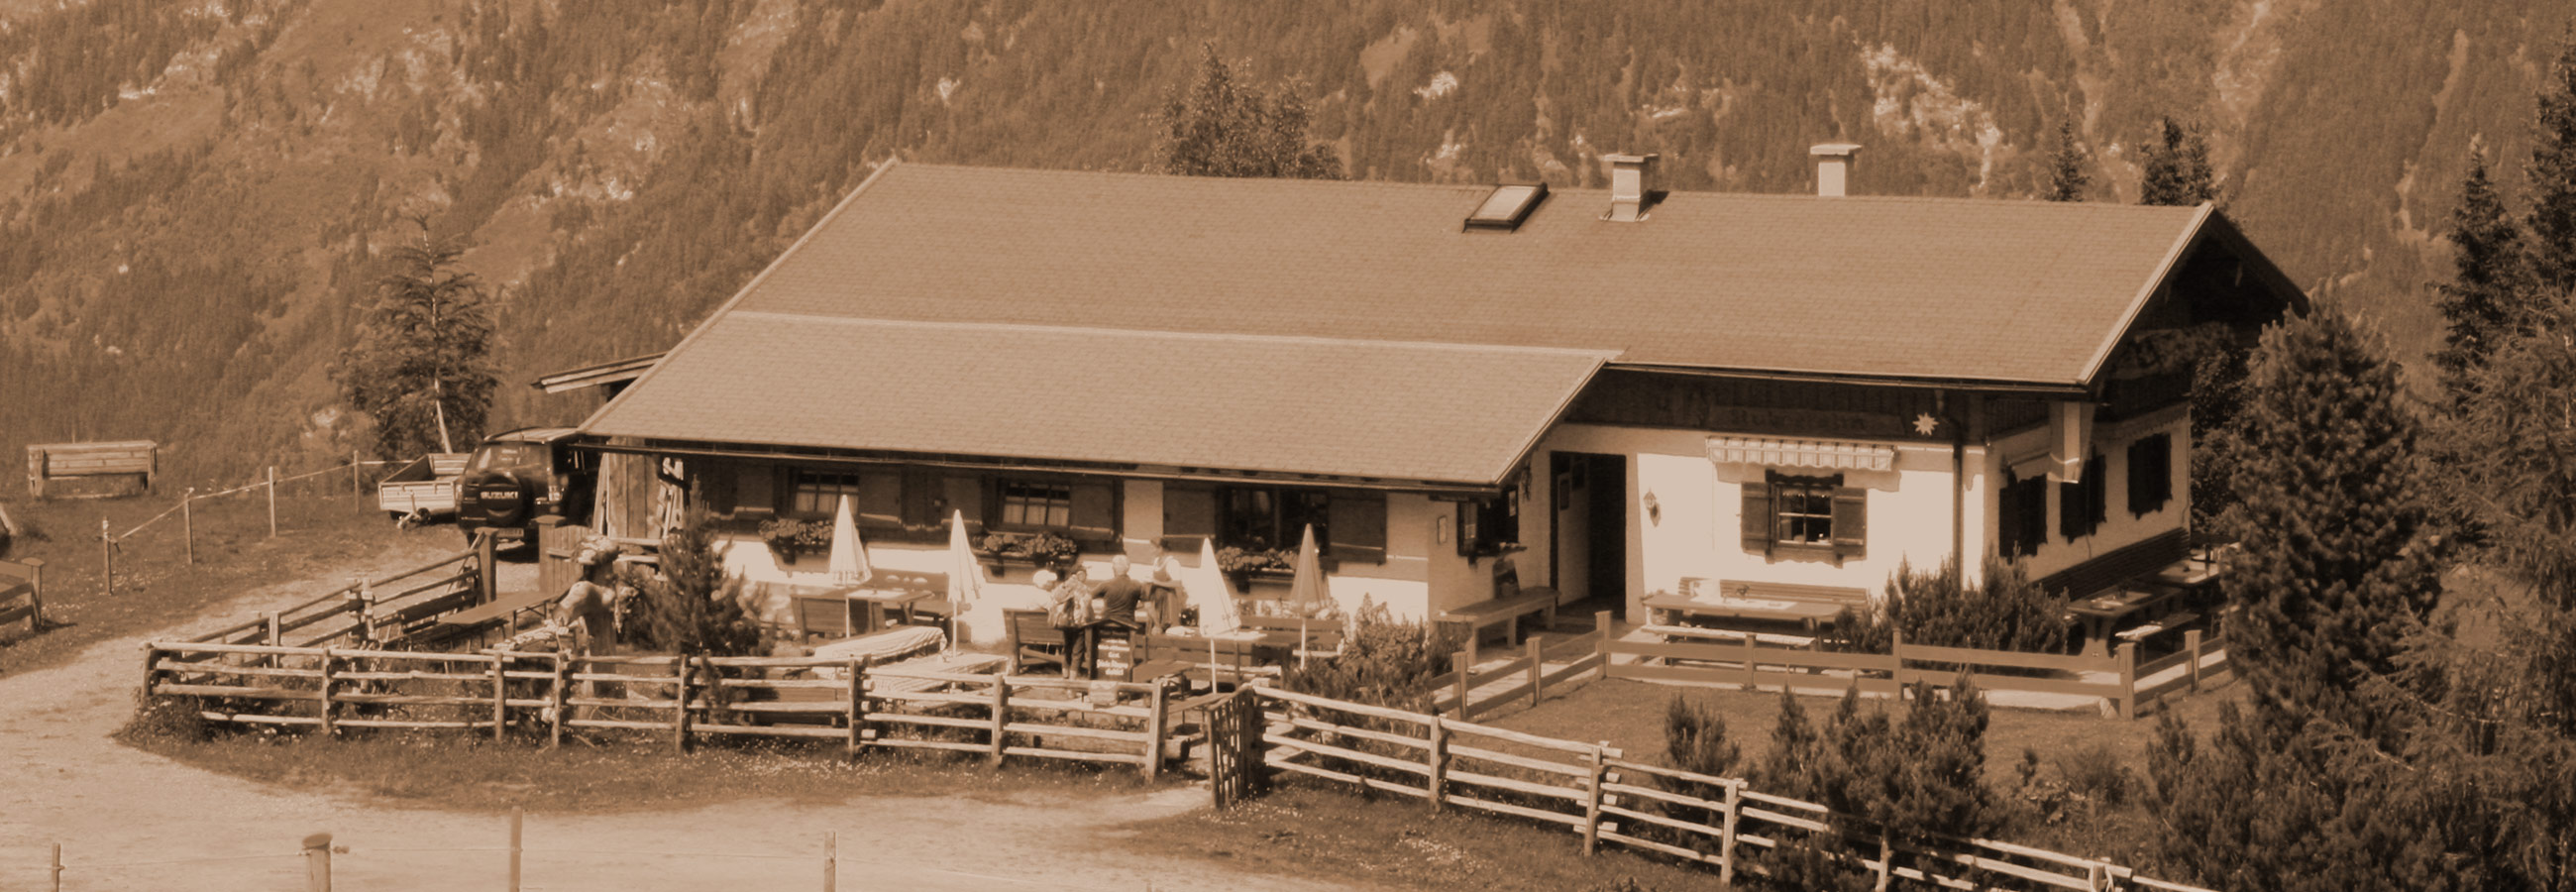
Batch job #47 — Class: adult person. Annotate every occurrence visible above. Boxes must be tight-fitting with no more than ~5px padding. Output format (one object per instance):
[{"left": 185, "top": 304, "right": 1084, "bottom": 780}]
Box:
[
  {"left": 1097, "top": 554, "right": 1146, "bottom": 627},
  {"left": 554, "top": 540, "right": 629, "bottom": 654}
]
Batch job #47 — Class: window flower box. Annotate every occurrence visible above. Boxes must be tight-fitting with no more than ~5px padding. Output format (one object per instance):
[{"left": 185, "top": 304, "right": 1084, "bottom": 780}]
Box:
[
  {"left": 758, "top": 517, "right": 833, "bottom": 564},
  {"left": 977, "top": 530, "right": 1082, "bottom": 573}
]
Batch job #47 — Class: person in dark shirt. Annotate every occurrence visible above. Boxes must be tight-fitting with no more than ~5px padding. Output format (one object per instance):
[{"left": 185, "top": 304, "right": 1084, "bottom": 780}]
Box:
[{"left": 1097, "top": 554, "right": 1146, "bottom": 626}]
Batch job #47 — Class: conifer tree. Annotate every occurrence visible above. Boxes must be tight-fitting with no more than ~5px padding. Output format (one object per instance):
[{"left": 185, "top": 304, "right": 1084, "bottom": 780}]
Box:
[
  {"left": 2434, "top": 144, "right": 2540, "bottom": 397},
  {"left": 2139, "top": 116, "right": 2216, "bottom": 207},
  {"left": 2221, "top": 307, "right": 2445, "bottom": 736},
  {"left": 2527, "top": 29, "right": 2576, "bottom": 296},
  {"left": 1154, "top": 44, "right": 1342, "bottom": 180},
  {"left": 2044, "top": 119, "right": 2089, "bottom": 202},
  {"left": 625, "top": 504, "right": 762, "bottom": 658},
  {"left": 335, "top": 218, "right": 498, "bottom": 461}
]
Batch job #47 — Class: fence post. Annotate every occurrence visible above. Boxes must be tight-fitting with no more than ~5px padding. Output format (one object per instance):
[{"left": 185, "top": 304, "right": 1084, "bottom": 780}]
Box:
[
  {"left": 490, "top": 653, "right": 508, "bottom": 742},
  {"left": 22, "top": 557, "right": 42, "bottom": 633},
  {"left": 845, "top": 657, "right": 868, "bottom": 760},
  {"left": 476, "top": 531, "right": 497, "bottom": 605},
  {"left": 181, "top": 489, "right": 195, "bottom": 565},
  {"left": 2117, "top": 641, "right": 2139, "bottom": 719},
  {"left": 318, "top": 649, "right": 338, "bottom": 736},
  {"left": 265, "top": 612, "right": 281, "bottom": 646},
  {"left": 99, "top": 517, "right": 112, "bottom": 600},
  {"left": 1594, "top": 610, "right": 1614, "bottom": 649},
  {"left": 501, "top": 806, "right": 523, "bottom": 892},
  {"left": 823, "top": 831, "right": 837, "bottom": 892},
  {"left": 549, "top": 653, "right": 568, "bottom": 748},
  {"left": 1581, "top": 742, "right": 1606, "bottom": 855},
  {"left": 1742, "top": 635, "right": 1759, "bottom": 690},
  {"left": 1427, "top": 713, "right": 1449, "bottom": 811},
  {"left": 1718, "top": 780, "right": 1742, "bottom": 886},
  {"left": 351, "top": 450, "right": 361, "bottom": 500},
  {"left": 2185, "top": 629, "right": 2204, "bottom": 692},
  {"left": 1875, "top": 834, "right": 1893, "bottom": 891},
  {"left": 301, "top": 833, "right": 333, "bottom": 892},
  {"left": 1449, "top": 651, "right": 1472, "bottom": 723},
  {"left": 1526, "top": 635, "right": 1546, "bottom": 710},
  {"left": 987, "top": 676, "right": 1010, "bottom": 767},
  {"left": 140, "top": 644, "right": 161, "bottom": 700},
  {"left": 672, "top": 657, "right": 694, "bottom": 753},
  {"left": 267, "top": 466, "right": 278, "bottom": 538},
  {"left": 50, "top": 841, "right": 61, "bottom": 892},
  {"left": 1142, "top": 679, "right": 1169, "bottom": 781}
]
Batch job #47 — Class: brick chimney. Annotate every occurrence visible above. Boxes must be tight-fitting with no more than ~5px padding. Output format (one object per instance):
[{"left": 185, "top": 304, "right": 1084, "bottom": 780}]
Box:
[
  {"left": 1809, "top": 143, "right": 1862, "bottom": 197},
  {"left": 1603, "top": 153, "right": 1660, "bottom": 222}
]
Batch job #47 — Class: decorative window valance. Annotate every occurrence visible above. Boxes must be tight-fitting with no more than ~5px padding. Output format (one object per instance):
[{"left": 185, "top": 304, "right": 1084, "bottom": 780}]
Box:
[{"left": 1704, "top": 436, "right": 1894, "bottom": 473}]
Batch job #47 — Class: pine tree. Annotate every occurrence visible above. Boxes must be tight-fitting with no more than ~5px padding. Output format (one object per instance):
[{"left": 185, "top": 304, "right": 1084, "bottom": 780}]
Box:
[
  {"left": 2139, "top": 116, "right": 2216, "bottom": 207},
  {"left": 2044, "top": 119, "right": 2089, "bottom": 202},
  {"left": 1155, "top": 44, "right": 1342, "bottom": 180},
  {"left": 2221, "top": 307, "right": 2446, "bottom": 737},
  {"left": 2527, "top": 29, "right": 2576, "bottom": 296},
  {"left": 2434, "top": 144, "right": 2540, "bottom": 398},
  {"left": 625, "top": 504, "right": 762, "bottom": 658},
  {"left": 334, "top": 218, "right": 499, "bottom": 461}
]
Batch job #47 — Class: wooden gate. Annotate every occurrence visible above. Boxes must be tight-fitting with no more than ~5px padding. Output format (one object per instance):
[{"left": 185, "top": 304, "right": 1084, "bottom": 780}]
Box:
[{"left": 1207, "top": 687, "right": 1267, "bottom": 809}]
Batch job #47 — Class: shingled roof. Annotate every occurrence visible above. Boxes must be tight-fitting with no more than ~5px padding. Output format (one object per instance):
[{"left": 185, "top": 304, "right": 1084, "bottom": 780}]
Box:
[
  {"left": 585, "top": 315, "right": 1608, "bottom": 486},
  {"left": 719, "top": 162, "right": 2271, "bottom": 387},
  {"left": 584, "top": 161, "right": 2298, "bottom": 482}
]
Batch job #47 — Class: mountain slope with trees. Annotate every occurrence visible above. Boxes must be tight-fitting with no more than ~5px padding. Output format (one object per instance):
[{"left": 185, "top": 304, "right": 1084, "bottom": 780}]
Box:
[{"left": 0, "top": 0, "right": 2564, "bottom": 486}]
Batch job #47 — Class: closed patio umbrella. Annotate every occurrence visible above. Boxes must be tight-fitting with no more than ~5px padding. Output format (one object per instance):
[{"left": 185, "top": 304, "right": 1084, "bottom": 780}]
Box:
[
  {"left": 1193, "top": 536, "right": 1239, "bottom": 634},
  {"left": 1284, "top": 523, "right": 1328, "bottom": 667},
  {"left": 944, "top": 509, "right": 982, "bottom": 650},
  {"left": 826, "top": 495, "right": 872, "bottom": 633}
]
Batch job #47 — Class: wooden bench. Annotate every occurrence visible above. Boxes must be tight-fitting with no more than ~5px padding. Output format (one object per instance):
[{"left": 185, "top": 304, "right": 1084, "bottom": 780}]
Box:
[
  {"left": 1435, "top": 587, "right": 1558, "bottom": 646},
  {"left": 1238, "top": 614, "right": 1345, "bottom": 659},
  {"left": 2113, "top": 610, "right": 2202, "bottom": 645},
  {"left": 1007, "top": 609, "right": 1067, "bottom": 675},
  {"left": 1684, "top": 578, "right": 1871, "bottom": 611},
  {"left": 25, "top": 440, "right": 156, "bottom": 500},
  {"left": 0, "top": 557, "right": 42, "bottom": 634},
  {"left": 1639, "top": 623, "right": 1819, "bottom": 649}
]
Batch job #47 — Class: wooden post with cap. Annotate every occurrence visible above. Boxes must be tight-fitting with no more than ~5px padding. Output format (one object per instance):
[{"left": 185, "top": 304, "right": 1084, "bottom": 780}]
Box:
[{"left": 301, "top": 833, "right": 333, "bottom": 892}]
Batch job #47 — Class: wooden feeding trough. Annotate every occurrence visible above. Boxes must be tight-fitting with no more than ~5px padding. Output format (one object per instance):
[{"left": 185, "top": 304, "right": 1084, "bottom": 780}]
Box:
[{"left": 25, "top": 441, "right": 157, "bottom": 500}]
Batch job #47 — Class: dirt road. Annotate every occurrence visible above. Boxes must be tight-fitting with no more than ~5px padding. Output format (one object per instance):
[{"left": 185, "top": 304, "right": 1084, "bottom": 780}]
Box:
[{"left": 0, "top": 540, "right": 1361, "bottom": 891}]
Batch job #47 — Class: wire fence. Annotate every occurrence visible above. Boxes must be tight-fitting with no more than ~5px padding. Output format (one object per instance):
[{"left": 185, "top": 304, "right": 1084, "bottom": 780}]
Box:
[{"left": 91, "top": 458, "right": 394, "bottom": 600}]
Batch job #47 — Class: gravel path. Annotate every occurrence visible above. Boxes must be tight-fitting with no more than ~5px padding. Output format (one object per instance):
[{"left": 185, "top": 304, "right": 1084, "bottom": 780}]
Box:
[{"left": 0, "top": 541, "right": 1358, "bottom": 891}]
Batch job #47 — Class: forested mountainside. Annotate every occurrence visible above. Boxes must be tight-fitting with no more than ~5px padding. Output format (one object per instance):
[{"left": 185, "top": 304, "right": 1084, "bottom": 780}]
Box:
[{"left": 0, "top": 0, "right": 2563, "bottom": 487}]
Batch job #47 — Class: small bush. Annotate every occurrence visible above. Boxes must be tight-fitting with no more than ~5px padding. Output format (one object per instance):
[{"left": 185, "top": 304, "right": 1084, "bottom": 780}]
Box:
[
  {"left": 626, "top": 505, "right": 763, "bottom": 658},
  {"left": 118, "top": 692, "right": 214, "bottom": 744},
  {"left": 1663, "top": 693, "right": 1739, "bottom": 779},
  {"left": 1828, "top": 557, "right": 2072, "bottom": 654},
  {"left": 1277, "top": 598, "right": 1456, "bottom": 711},
  {"left": 2056, "top": 742, "right": 2133, "bottom": 807}
]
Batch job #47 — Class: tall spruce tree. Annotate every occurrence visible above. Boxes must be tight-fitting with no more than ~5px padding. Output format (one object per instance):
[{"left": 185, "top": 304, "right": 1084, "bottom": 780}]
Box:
[
  {"left": 1155, "top": 44, "right": 1342, "bottom": 180},
  {"left": 2044, "top": 119, "right": 2090, "bottom": 202},
  {"left": 335, "top": 218, "right": 499, "bottom": 461},
  {"left": 2139, "top": 116, "right": 2216, "bottom": 207},
  {"left": 2221, "top": 307, "right": 2446, "bottom": 736},
  {"left": 2527, "top": 30, "right": 2576, "bottom": 296},
  {"left": 2435, "top": 144, "right": 2541, "bottom": 397}
]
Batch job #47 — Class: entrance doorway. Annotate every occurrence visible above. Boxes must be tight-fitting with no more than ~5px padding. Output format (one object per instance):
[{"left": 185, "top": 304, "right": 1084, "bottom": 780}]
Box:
[{"left": 1550, "top": 452, "right": 1628, "bottom": 610}]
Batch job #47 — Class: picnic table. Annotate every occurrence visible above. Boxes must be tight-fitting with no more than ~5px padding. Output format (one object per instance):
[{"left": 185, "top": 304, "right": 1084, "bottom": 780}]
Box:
[
  {"left": 1435, "top": 587, "right": 1558, "bottom": 646},
  {"left": 1643, "top": 584, "right": 1856, "bottom": 648},
  {"left": 2070, "top": 585, "right": 2183, "bottom": 657}
]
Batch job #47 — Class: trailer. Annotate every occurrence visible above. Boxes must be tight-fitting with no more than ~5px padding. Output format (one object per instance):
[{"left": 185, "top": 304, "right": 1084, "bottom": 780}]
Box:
[{"left": 378, "top": 453, "right": 468, "bottom": 524}]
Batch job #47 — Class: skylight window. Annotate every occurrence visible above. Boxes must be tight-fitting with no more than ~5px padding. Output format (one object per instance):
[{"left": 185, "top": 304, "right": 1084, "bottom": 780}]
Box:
[{"left": 1463, "top": 182, "right": 1548, "bottom": 231}]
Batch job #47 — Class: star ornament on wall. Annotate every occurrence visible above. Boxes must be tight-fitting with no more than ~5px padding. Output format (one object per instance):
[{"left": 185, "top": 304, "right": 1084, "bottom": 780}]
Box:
[{"left": 1912, "top": 412, "right": 1942, "bottom": 436}]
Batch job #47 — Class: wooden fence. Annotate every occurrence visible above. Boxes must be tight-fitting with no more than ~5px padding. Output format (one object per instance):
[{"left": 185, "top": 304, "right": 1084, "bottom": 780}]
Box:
[
  {"left": 139, "top": 642, "right": 1211, "bottom": 778},
  {"left": 1428, "top": 611, "right": 1613, "bottom": 722},
  {"left": 1248, "top": 686, "right": 2217, "bottom": 892},
  {"left": 1603, "top": 629, "right": 2231, "bottom": 719},
  {"left": 180, "top": 538, "right": 493, "bottom": 652}
]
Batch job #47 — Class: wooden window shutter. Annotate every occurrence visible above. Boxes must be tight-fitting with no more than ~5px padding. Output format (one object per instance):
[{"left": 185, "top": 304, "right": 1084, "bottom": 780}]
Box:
[
  {"left": 2058, "top": 478, "right": 2085, "bottom": 541},
  {"left": 1068, "top": 479, "right": 1119, "bottom": 542},
  {"left": 1327, "top": 491, "right": 1387, "bottom": 564},
  {"left": 1739, "top": 480, "right": 1773, "bottom": 554},
  {"left": 1830, "top": 486, "right": 1867, "bottom": 559},
  {"left": 2084, "top": 452, "right": 2107, "bottom": 529},
  {"left": 1162, "top": 483, "right": 1216, "bottom": 549},
  {"left": 1456, "top": 501, "right": 1480, "bottom": 558},
  {"left": 2127, "top": 434, "right": 2171, "bottom": 516},
  {"left": 698, "top": 463, "right": 738, "bottom": 513},
  {"left": 941, "top": 476, "right": 985, "bottom": 526},
  {"left": 898, "top": 469, "right": 937, "bottom": 526},
  {"left": 853, "top": 471, "right": 903, "bottom": 526}
]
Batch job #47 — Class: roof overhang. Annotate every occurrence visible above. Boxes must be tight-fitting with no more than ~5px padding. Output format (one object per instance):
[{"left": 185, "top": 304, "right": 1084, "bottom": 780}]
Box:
[
  {"left": 582, "top": 315, "right": 1611, "bottom": 489},
  {"left": 531, "top": 353, "right": 667, "bottom": 394}
]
